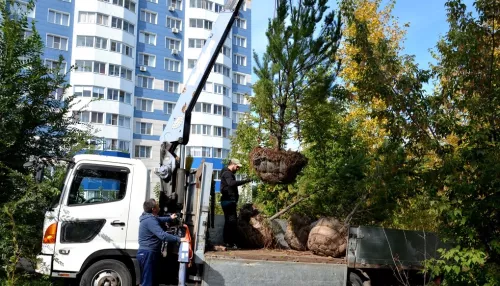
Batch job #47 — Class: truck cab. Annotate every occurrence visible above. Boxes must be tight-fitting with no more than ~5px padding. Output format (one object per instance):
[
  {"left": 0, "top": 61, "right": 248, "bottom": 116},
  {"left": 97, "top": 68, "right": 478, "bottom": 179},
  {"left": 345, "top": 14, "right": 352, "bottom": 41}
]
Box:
[{"left": 36, "top": 154, "right": 152, "bottom": 285}]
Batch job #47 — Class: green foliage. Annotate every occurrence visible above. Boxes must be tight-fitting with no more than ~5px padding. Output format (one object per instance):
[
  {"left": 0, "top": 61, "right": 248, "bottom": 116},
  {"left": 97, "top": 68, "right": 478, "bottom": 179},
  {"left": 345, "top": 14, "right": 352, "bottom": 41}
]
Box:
[
  {"left": 339, "top": 0, "right": 500, "bottom": 283},
  {"left": 250, "top": 0, "right": 342, "bottom": 150},
  {"left": 0, "top": 1, "right": 92, "bottom": 283},
  {"left": 153, "top": 182, "right": 161, "bottom": 201}
]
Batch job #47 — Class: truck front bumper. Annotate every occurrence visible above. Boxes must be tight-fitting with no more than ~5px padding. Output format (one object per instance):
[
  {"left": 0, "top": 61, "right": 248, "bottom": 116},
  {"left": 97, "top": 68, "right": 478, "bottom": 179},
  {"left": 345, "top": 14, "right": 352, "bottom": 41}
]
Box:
[{"left": 35, "top": 254, "right": 52, "bottom": 276}]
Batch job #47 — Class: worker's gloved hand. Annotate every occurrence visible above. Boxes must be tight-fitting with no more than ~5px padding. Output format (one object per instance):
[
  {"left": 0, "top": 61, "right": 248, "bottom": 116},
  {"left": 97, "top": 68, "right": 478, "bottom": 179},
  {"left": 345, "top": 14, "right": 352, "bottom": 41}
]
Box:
[{"left": 170, "top": 213, "right": 177, "bottom": 220}]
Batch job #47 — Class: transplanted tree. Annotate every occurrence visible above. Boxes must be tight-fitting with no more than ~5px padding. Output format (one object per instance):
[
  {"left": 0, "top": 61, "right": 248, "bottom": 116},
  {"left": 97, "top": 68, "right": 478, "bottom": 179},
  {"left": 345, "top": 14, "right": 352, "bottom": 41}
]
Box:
[
  {"left": 230, "top": 0, "right": 342, "bottom": 213},
  {"left": 0, "top": 1, "right": 91, "bottom": 283}
]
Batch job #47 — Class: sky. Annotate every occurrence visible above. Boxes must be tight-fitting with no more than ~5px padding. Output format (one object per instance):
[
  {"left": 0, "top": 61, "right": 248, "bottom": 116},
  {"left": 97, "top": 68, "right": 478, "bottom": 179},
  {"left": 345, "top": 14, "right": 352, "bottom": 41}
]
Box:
[{"left": 250, "top": 0, "right": 475, "bottom": 82}]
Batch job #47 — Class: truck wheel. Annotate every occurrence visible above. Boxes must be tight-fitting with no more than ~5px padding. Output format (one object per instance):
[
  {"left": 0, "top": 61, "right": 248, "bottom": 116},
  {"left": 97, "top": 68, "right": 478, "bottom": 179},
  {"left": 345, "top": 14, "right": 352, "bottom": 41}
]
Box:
[
  {"left": 348, "top": 272, "right": 364, "bottom": 286},
  {"left": 79, "top": 259, "right": 132, "bottom": 286}
]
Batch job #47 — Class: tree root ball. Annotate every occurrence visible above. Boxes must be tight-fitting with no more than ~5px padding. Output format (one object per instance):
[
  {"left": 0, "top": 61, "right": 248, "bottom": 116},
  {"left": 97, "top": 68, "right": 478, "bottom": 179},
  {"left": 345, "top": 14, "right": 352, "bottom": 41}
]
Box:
[
  {"left": 285, "top": 214, "right": 314, "bottom": 251},
  {"left": 307, "top": 217, "right": 347, "bottom": 258},
  {"left": 237, "top": 204, "right": 276, "bottom": 249},
  {"left": 249, "top": 147, "right": 308, "bottom": 184}
]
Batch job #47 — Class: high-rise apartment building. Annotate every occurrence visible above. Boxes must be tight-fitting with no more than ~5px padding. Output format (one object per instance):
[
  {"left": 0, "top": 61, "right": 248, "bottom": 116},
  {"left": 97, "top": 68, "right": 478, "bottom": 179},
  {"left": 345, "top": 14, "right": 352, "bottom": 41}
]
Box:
[{"left": 13, "top": 0, "right": 251, "bottom": 191}]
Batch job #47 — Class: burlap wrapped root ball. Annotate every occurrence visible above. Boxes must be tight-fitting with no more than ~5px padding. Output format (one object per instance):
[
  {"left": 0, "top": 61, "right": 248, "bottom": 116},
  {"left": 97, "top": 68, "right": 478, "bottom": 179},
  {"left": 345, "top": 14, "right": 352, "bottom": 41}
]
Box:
[
  {"left": 307, "top": 217, "right": 347, "bottom": 257},
  {"left": 249, "top": 147, "right": 308, "bottom": 184},
  {"left": 284, "top": 214, "right": 314, "bottom": 251},
  {"left": 237, "top": 204, "right": 276, "bottom": 249}
]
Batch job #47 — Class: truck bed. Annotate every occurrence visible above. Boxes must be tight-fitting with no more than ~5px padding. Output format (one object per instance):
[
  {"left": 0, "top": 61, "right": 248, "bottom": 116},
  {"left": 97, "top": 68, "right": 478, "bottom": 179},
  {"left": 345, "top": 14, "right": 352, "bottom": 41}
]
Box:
[
  {"left": 202, "top": 249, "right": 348, "bottom": 286},
  {"left": 205, "top": 248, "right": 346, "bottom": 264}
]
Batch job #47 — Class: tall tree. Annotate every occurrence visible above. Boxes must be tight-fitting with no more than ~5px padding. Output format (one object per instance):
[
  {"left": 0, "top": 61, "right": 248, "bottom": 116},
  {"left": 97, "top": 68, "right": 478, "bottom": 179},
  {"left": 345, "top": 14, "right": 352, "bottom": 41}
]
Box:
[
  {"left": 340, "top": 0, "right": 500, "bottom": 283},
  {"left": 250, "top": 0, "right": 342, "bottom": 150},
  {"left": 230, "top": 0, "right": 342, "bottom": 214},
  {"left": 424, "top": 0, "right": 500, "bottom": 283}
]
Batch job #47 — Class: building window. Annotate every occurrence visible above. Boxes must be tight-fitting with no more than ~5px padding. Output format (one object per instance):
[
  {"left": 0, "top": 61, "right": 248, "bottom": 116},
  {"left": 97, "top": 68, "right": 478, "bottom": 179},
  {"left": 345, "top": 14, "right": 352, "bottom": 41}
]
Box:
[
  {"left": 213, "top": 84, "right": 229, "bottom": 96},
  {"left": 46, "top": 34, "right": 68, "bottom": 51},
  {"left": 220, "top": 46, "right": 231, "bottom": 57},
  {"left": 48, "top": 9, "right": 70, "bottom": 26},
  {"left": 191, "top": 125, "right": 212, "bottom": 136},
  {"left": 189, "top": 0, "right": 213, "bottom": 11},
  {"left": 189, "top": 18, "right": 212, "bottom": 30},
  {"left": 111, "top": 16, "right": 135, "bottom": 34},
  {"left": 233, "top": 54, "right": 246, "bottom": 66},
  {"left": 11, "top": 1, "right": 35, "bottom": 18},
  {"left": 214, "top": 104, "right": 230, "bottom": 117},
  {"left": 108, "top": 64, "right": 133, "bottom": 80},
  {"left": 137, "top": 76, "right": 154, "bottom": 89},
  {"left": 76, "top": 111, "right": 104, "bottom": 124},
  {"left": 233, "top": 93, "right": 246, "bottom": 104},
  {"left": 169, "top": 0, "right": 182, "bottom": 9},
  {"left": 233, "top": 35, "right": 246, "bottom": 47},
  {"left": 194, "top": 102, "right": 211, "bottom": 113},
  {"left": 187, "top": 59, "right": 197, "bottom": 69},
  {"left": 147, "top": 0, "right": 158, "bottom": 3},
  {"left": 163, "top": 102, "right": 175, "bottom": 114},
  {"left": 75, "top": 111, "right": 103, "bottom": 124},
  {"left": 135, "top": 122, "right": 153, "bottom": 135},
  {"left": 166, "top": 38, "right": 181, "bottom": 50},
  {"left": 74, "top": 86, "right": 104, "bottom": 98},
  {"left": 45, "top": 59, "right": 67, "bottom": 74},
  {"left": 136, "top": 98, "right": 153, "bottom": 112},
  {"left": 75, "top": 60, "right": 102, "bottom": 73},
  {"left": 91, "top": 112, "right": 104, "bottom": 123},
  {"left": 139, "top": 31, "right": 156, "bottom": 45},
  {"left": 164, "top": 80, "right": 179, "bottom": 93},
  {"left": 213, "top": 64, "right": 230, "bottom": 77},
  {"left": 213, "top": 126, "right": 230, "bottom": 138},
  {"left": 78, "top": 12, "right": 109, "bottom": 26},
  {"left": 98, "top": 0, "right": 136, "bottom": 12},
  {"left": 104, "top": 139, "right": 130, "bottom": 152},
  {"left": 235, "top": 18, "right": 246, "bottom": 29},
  {"left": 107, "top": 89, "right": 131, "bottom": 104},
  {"left": 213, "top": 170, "right": 221, "bottom": 180},
  {"left": 187, "top": 146, "right": 210, "bottom": 157},
  {"left": 213, "top": 148, "right": 229, "bottom": 159},
  {"left": 167, "top": 17, "right": 182, "bottom": 30},
  {"left": 138, "top": 53, "right": 156, "bottom": 67},
  {"left": 106, "top": 114, "right": 131, "bottom": 128},
  {"left": 135, "top": 145, "right": 151, "bottom": 158},
  {"left": 188, "top": 38, "right": 206, "bottom": 48},
  {"left": 233, "top": 112, "right": 244, "bottom": 123},
  {"left": 203, "top": 81, "right": 213, "bottom": 92},
  {"left": 140, "top": 10, "right": 157, "bottom": 24},
  {"left": 214, "top": 3, "right": 223, "bottom": 12},
  {"left": 110, "top": 40, "right": 133, "bottom": 57},
  {"left": 233, "top": 73, "right": 246, "bottom": 85},
  {"left": 164, "top": 58, "right": 181, "bottom": 72}
]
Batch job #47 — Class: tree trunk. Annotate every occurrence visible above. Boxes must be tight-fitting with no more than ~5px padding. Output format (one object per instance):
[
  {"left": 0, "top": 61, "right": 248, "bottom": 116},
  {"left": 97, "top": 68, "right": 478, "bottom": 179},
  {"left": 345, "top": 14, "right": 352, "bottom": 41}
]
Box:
[{"left": 268, "top": 196, "right": 310, "bottom": 221}]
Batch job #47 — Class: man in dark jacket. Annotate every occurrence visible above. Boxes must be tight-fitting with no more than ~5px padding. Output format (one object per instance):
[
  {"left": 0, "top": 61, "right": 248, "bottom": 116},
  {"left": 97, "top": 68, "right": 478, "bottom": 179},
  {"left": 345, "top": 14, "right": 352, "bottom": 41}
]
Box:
[
  {"left": 138, "top": 199, "right": 186, "bottom": 286},
  {"left": 220, "top": 158, "right": 252, "bottom": 249}
]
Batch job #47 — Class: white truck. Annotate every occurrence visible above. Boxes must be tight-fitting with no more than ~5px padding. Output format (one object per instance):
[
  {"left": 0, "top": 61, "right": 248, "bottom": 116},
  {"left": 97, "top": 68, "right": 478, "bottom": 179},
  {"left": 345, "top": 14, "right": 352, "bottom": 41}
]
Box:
[
  {"left": 33, "top": 154, "right": 444, "bottom": 286},
  {"left": 32, "top": 0, "right": 445, "bottom": 285}
]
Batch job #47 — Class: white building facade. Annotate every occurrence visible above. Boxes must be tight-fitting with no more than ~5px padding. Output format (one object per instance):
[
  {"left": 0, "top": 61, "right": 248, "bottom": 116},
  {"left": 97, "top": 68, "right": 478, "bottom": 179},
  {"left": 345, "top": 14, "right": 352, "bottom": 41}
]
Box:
[{"left": 22, "top": 0, "right": 252, "bottom": 192}]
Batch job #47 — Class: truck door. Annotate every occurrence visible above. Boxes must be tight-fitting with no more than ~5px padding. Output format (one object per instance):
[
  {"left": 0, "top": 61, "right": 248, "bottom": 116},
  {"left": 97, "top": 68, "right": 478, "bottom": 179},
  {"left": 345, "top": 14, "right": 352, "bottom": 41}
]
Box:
[{"left": 52, "top": 162, "right": 133, "bottom": 273}]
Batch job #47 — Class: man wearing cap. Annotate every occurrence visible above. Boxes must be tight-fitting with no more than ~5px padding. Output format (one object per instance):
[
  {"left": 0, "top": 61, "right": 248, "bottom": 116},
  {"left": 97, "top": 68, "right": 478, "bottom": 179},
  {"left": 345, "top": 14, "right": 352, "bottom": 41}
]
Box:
[{"left": 220, "top": 158, "right": 252, "bottom": 249}]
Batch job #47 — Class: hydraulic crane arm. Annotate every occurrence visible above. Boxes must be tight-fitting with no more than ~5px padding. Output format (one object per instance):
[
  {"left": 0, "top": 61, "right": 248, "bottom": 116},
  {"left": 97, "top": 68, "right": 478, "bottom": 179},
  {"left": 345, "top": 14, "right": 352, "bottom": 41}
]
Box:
[{"left": 160, "top": 0, "right": 246, "bottom": 155}]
